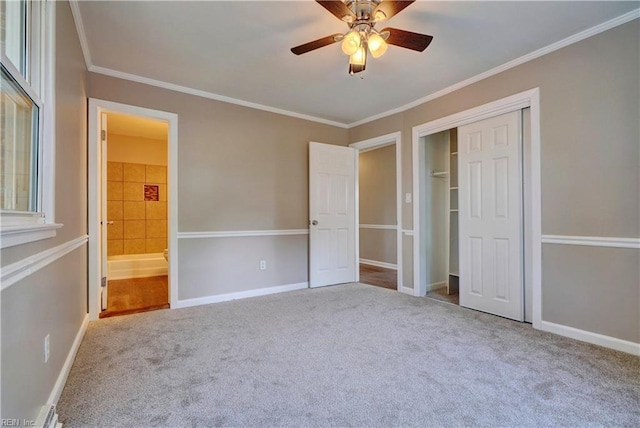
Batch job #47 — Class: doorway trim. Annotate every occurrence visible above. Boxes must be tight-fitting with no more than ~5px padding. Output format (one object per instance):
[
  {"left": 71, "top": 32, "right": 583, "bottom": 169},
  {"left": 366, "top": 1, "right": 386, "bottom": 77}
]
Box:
[
  {"left": 88, "top": 98, "right": 179, "bottom": 320},
  {"left": 411, "top": 88, "right": 542, "bottom": 328},
  {"left": 350, "top": 131, "right": 408, "bottom": 294}
]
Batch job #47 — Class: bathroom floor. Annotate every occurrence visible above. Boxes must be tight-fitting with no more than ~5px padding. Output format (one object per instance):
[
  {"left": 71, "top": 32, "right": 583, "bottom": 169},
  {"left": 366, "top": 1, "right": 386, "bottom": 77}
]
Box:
[{"left": 99, "top": 275, "right": 169, "bottom": 318}]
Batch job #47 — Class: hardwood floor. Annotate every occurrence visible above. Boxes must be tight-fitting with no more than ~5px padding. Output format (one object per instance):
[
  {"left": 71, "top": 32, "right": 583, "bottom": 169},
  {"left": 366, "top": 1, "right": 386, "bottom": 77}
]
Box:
[
  {"left": 99, "top": 275, "right": 169, "bottom": 318},
  {"left": 359, "top": 264, "right": 397, "bottom": 290}
]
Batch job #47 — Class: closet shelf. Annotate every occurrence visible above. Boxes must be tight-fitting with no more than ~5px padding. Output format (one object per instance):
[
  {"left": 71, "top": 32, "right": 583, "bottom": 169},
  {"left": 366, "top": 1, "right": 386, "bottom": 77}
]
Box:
[
  {"left": 451, "top": 152, "right": 458, "bottom": 156},
  {"left": 449, "top": 272, "right": 460, "bottom": 277},
  {"left": 450, "top": 187, "right": 459, "bottom": 190},
  {"left": 450, "top": 209, "right": 459, "bottom": 212},
  {"left": 430, "top": 170, "right": 449, "bottom": 178}
]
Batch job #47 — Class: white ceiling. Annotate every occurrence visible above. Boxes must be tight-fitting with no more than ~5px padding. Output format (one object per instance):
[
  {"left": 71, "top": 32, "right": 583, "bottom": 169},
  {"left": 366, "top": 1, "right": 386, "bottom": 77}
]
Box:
[{"left": 76, "top": 1, "right": 639, "bottom": 126}]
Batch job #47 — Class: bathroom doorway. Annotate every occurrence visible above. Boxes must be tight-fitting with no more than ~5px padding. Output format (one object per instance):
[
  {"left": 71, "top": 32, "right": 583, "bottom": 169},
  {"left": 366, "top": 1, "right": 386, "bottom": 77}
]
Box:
[
  {"left": 99, "top": 113, "right": 169, "bottom": 317},
  {"left": 88, "top": 99, "right": 178, "bottom": 320}
]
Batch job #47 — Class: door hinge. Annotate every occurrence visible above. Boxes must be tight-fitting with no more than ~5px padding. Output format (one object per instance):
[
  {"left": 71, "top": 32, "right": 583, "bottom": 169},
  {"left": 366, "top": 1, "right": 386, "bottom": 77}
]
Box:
[
  {"left": 101, "top": 277, "right": 107, "bottom": 287},
  {"left": 101, "top": 130, "right": 106, "bottom": 141}
]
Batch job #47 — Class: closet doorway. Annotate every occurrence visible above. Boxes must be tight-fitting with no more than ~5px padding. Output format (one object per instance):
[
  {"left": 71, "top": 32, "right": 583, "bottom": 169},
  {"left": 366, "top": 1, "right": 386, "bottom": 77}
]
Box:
[
  {"left": 418, "top": 113, "right": 529, "bottom": 319},
  {"left": 420, "top": 129, "right": 460, "bottom": 305},
  {"left": 413, "top": 89, "right": 540, "bottom": 323}
]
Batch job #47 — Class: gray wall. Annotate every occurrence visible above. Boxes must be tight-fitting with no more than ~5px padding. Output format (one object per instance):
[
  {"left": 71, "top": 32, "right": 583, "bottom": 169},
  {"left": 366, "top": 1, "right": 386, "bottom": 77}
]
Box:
[
  {"left": 349, "top": 20, "right": 640, "bottom": 342},
  {"left": 88, "top": 73, "right": 349, "bottom": 299},
  {"left": 359, "top": 145, "right": 396, "bottom": 265},
  {"left": 1, "top": 1, "right": 88, "bottom": 420}
]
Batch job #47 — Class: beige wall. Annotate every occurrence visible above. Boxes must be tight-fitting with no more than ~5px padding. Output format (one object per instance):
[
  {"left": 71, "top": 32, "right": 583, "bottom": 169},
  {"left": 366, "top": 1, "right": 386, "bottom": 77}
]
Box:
[
  {"left": 359, "top": 145, "right": 396, "bottom": 225},
  {"left": 178, "top": 235, "right": 308, "bottom": 300},
  {"left": 359, "top": 230, "right": 397, "bottom": 266},
  {"left": 89, "top": 72, "right": 349, "bottom": 298},
  {"left": 349, "top": 20, "right": 640, "bottom": 342},
  {"left": 107, "top": 133, "right": 168, "bottom": 166},
  {"left": 543, "top": 245, "right": 639, "bottom": 342},
  {"left": 359, "top": 145, "right": 396, "bottom": 264},
  {"left": 1, "top": 1, "right": 88, "bottom": 420},
  {"left": 89, "top": 74, "right": 349, "bottom": 232}
]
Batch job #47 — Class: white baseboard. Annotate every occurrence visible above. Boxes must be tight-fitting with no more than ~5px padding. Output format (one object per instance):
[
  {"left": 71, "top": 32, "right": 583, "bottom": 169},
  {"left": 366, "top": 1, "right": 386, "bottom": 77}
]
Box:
[
  {"left": 399, "top": 286, "right": 414, "bottom": 295},
  {"left": 173, "top": 282, "right": 309, "bottom": 309},
  {"left": 426, "top": 281, "right": 447, "bottom": 293},
  {"left": 48, "top": 314, "right": 89, "bottom": 405},
  {"left": 359, "top": 258, "right": 398, "bottom": 270},
  {"left": 539, "top": 320, "right": 640, "bottom": 356}
]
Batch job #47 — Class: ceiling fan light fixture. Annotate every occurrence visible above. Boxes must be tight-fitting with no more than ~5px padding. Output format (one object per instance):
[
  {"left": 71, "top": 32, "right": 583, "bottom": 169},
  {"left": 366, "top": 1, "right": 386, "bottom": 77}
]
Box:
[
  {"left": 341, "top": 30, "right": 361, "bottom": 56},
  {"left": 374, "top": 10, "right": 387, "bottom": 22},
  {"left": 342, "top": 15, "right": 355, "bottom": 23},
  {"left": 349, "top": 44, "right": 367, "bottom": 75},
  {"left": 292, "top": 1, "right": 432, "bottom": 76},
  {"left": 367, "top": 32, "right": 388, "bottom": 58}
]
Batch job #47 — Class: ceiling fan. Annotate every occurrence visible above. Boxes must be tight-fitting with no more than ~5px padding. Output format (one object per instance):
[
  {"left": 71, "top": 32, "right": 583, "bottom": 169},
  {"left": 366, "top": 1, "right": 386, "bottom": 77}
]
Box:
[{"left": 291, "top": 0, "right": 433, "bottom": 75}]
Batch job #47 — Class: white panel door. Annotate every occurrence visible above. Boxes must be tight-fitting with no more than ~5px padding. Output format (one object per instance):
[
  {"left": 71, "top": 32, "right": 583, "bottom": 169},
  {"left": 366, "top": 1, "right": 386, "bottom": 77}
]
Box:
[
  {"left": 309, "top": 142, "right": 356, "bottom": 288},
  {"left": 100, "top": 113, "right": 109, "bottom": 311},
  {"left": 458, "top": 111, "right": 524, "bottom": 321}
]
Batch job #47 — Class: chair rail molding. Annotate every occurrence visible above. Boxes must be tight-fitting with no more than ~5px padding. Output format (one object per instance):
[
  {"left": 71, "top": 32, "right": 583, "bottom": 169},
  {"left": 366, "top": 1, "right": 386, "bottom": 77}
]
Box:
[
  {"left": 541, "top": 235, "right": 640, "bottom": 249},
  {"left": 177, "top": 229, "right": 310, "bottom": 239},
  {"left": 359, "top": 224, "right": 397, "bottom": 230},
  {"left": 1, "top": 235, "right": 88, "bottom": 290}
]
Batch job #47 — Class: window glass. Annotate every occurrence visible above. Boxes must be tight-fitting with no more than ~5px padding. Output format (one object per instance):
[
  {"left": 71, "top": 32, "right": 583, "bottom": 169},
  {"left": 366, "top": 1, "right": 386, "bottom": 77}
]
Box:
[
  {"left": 1, "top": 0, "right": 28, "bottom": 77},
  {"left": 1, "top": 63, "right": 39, "bottom": 211}
]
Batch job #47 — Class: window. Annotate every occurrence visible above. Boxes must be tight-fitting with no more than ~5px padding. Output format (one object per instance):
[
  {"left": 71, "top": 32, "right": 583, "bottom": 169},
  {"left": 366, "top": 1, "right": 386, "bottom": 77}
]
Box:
[
  {"left": 1, "top": 0, "right": 58, "bottom": 248},
  {"left": 2, "top": 64, "right": 40, "bottom": 212}
]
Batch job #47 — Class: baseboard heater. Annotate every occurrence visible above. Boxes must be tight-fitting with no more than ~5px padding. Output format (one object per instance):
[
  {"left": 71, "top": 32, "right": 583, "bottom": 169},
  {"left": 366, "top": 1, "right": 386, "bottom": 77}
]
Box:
[{"left": 36, "top": 404, "right": 62, "bottom": 428}]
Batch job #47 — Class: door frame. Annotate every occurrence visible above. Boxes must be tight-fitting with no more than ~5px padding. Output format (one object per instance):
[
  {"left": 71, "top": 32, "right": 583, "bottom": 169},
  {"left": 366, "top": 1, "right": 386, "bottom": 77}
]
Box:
[
  {"left": 411, "top": 88, "right": 542, "bottom": 328},
  {"left": 350, "top": 132, "right": 408, "bottom": 294},
  {"left": 88, "top": 98, "right": 179, "bottom": 320}
]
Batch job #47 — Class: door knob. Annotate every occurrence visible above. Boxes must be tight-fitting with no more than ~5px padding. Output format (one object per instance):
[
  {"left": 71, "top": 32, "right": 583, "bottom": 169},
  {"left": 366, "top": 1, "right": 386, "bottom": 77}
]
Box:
[{"left": 311, "top": 220, "right": 318, "bottom": 226}]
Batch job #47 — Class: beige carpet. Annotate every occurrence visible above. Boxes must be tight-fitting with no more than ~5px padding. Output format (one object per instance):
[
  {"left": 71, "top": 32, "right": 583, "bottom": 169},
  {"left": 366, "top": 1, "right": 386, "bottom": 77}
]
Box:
[{"left": 58, "top": 283, "right": 639, "bottom": 427}]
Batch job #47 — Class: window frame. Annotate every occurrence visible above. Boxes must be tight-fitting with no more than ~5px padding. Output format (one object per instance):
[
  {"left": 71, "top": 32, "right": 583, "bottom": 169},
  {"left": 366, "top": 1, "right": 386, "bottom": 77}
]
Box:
[{"left": 0, "top": 0, "right": 59, "bottom": 248}]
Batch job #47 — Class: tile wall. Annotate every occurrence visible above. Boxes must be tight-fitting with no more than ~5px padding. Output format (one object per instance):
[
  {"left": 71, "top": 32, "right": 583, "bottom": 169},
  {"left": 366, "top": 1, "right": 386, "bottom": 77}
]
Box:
[{"left": 107, "top": 162, "right": 167, "bottom": 256}]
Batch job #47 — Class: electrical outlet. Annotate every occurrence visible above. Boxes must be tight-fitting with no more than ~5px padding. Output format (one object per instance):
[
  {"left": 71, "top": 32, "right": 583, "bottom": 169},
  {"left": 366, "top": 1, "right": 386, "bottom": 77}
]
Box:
[
  {"left": 260, "top": 260, "right": 267, "bottom": 270},
  {"left": 405, "top": 193, "right": 412, "bottom": 203},
  {"left": 44, "top": 334, "right": 50, "bottom": 363}
]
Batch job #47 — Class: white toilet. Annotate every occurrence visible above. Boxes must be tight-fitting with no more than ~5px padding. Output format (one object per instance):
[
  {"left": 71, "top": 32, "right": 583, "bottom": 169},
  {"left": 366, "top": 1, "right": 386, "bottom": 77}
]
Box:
[{"left": 163, "top": 248, "right": 169, "bottom": 261}]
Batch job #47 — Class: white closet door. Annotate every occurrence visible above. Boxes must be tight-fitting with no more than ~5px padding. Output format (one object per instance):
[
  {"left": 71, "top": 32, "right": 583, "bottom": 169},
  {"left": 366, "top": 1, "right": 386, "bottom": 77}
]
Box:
[{"left": 458, "top": 111, "right": 524, "bottom": 321}]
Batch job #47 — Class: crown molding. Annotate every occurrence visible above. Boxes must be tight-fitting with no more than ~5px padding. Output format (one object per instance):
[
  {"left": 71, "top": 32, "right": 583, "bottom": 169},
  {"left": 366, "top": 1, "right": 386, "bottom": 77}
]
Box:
[
  {"left": 87, "top": 65, "right": 348, "bottom": 128},
  {"left": 68, "top": 0, "right": 92, "bottom": 70},
  {"left": 347, "top": 8, "right": 640, "bottom": 128},
  {"left": 68, "top": 1, "right": 638, "bottom": 130}
]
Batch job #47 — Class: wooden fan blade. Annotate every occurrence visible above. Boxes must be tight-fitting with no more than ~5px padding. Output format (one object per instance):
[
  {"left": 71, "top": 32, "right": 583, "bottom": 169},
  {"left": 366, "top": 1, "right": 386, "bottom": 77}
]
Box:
[
  {"left": 291, "top": 34, "right": 343, "bottom": 55},
  {"left": 316, "top": 1, "right": 356, "bottom": 23},
  {"left": 381, "top": 27, "right": 433, "bottom": 52},
  {"left": 372, "top": 1, "right": 415, "bottom": 22}
]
